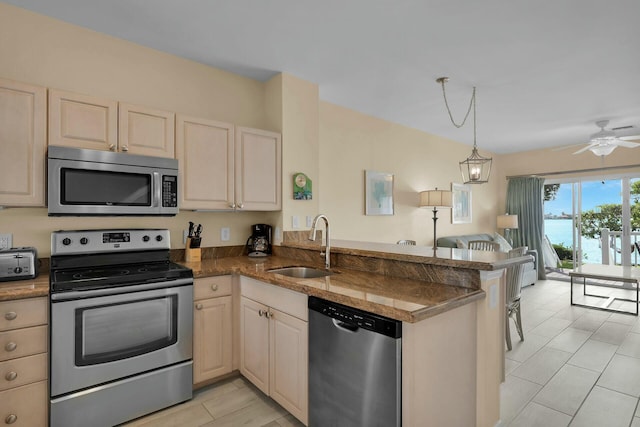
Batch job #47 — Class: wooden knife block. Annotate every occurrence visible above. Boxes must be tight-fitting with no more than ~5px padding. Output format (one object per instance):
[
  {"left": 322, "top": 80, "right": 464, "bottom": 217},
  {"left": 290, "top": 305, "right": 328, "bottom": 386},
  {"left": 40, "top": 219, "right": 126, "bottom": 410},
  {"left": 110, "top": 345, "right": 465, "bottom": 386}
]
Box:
[{"left": 185, "top": 238, "right": 201, "bottom": 262}]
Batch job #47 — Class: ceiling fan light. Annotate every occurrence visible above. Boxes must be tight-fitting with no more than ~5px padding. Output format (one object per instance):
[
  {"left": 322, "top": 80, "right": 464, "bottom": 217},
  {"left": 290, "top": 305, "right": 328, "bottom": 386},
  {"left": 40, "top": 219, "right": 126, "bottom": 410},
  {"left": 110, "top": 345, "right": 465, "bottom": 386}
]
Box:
[{"left": 589, "top": 144, "right": 616, "bottom": 156}]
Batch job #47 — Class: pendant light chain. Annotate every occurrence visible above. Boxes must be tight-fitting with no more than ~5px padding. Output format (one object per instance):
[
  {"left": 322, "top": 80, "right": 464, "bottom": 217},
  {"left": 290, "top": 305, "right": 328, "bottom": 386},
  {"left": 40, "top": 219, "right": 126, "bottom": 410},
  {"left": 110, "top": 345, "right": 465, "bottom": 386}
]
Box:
[
  {"left": 437, "top": 76, "right": 491, "bottom": 184},
  {"left": 438, "top": 79, "right": 475, "bottom": 133}
]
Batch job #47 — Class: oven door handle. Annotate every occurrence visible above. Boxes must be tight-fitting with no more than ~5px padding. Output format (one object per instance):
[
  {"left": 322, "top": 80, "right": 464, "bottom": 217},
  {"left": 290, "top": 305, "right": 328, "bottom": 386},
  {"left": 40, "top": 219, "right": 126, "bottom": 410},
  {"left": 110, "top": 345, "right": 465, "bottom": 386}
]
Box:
[{"left": 50, "top": 278, "right": 193, "bottom": 301}]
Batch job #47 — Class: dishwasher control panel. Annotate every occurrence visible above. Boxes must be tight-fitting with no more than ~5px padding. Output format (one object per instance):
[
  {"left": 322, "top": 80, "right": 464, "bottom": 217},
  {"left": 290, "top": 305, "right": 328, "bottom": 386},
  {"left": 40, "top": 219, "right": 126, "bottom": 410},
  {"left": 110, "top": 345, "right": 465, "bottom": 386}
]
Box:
[{"left": 308, "top": 296, "right": 402, "bottom": 338}]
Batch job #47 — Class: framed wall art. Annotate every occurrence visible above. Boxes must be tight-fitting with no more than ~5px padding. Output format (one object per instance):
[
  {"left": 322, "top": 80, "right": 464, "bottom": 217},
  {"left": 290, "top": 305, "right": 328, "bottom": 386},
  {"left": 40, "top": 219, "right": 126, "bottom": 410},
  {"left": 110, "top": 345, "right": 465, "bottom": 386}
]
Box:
[
  {"left": 451, "top": 183, "right": 472, "bottom": 224},
  {"left": 365, "top": 170, "right": 394, "bottom": 216}
]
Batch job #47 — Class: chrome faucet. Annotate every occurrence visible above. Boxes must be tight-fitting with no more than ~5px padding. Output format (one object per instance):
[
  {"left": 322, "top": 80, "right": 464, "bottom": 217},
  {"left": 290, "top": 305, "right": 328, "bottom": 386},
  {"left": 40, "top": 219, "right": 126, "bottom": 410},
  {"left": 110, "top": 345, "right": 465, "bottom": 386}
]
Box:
[{"left": 309, "top": 214, "right": 330, "bottom": 269}]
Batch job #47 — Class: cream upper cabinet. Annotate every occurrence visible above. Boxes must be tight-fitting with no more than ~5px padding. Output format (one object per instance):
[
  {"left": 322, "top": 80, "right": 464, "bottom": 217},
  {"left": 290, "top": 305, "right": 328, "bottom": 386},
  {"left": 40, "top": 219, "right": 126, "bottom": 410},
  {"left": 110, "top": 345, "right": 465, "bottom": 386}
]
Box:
[
  {"left": 239, "top": 277, "right": 307, "bottom": 425},
  {"left": 235, "top": 127, "right": 282, "bottom": 211},
  {"left": 176, "top": 115, "right": 234, "bottom": 210},
  {"left": 49, "top": 91, "right": 174, "bottom": 158},
  {"left": 48, "top": 89, "right": 118, "bottom": 151},
  {"left": 119, "top": 103, "right": 175, "bottom": 158},
  {"left": 0, "top": 78, "right": 46, "bottom": 207}
]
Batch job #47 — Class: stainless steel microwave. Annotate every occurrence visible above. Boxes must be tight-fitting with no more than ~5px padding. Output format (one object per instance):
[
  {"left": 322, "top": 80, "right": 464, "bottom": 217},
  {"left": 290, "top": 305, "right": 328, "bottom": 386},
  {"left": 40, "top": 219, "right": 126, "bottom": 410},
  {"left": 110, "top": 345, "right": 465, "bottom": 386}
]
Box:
[{"left": 47, "top": 146, "right": 179, "bottom": 216}]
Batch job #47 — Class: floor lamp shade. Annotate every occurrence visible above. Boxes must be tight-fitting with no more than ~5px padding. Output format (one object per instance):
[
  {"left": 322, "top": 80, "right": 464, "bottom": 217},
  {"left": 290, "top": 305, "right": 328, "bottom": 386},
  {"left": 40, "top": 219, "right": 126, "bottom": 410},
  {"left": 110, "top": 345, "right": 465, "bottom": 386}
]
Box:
[{"left": 419, "top": 190, "right": 453, "bottom": 208}]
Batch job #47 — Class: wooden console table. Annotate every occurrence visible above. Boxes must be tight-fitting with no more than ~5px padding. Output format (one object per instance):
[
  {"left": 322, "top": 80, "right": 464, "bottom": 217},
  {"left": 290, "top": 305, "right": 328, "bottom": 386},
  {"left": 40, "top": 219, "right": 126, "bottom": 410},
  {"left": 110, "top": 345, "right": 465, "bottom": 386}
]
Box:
[{"left": 570, "top": 264, "right": 639, "bottom": 316}]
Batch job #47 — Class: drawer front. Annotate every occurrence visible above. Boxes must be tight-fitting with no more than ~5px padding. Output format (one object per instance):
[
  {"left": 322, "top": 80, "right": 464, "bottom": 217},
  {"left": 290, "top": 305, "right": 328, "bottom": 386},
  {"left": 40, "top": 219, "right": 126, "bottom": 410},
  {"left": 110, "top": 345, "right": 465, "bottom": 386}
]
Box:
[
  {"left": 0, "top": 353, "right": 47, "bottom": 392},
  {"left": 240, "top": 276, "right": 307, "bottom": 321},
  {"left": 0, "top": 298, "right": 47, "bottom": 332},
  {"left": 0, "top": 326, "right": 47, "bottom": 362},
  {"left": 194, "top": 276, "right": 232, "bottom": 300},
  {"left": 0, "top": 380, "right": 47, "bottom": 427}
]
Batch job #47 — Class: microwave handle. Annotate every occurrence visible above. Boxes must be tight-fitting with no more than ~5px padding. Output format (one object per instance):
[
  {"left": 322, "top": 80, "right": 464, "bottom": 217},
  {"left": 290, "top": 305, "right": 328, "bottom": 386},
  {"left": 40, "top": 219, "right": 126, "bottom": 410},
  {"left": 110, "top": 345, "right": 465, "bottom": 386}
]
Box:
[{"left": 152, "top": 172, "right": 161, "bottom": 208}]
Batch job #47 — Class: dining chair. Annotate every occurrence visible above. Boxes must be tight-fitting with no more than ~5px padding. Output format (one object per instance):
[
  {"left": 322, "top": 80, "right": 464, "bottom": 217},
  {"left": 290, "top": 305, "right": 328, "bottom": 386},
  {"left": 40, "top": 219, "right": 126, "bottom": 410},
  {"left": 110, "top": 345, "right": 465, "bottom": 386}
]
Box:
[
  {"left": 467, "top": 240, "right": 500, "bottom": 251},
  {"left": 396, "top": 240, "right": 416, "bottom": 245},
  {"left": 505, "top": 246, "right": 528, "bottom": 351}
]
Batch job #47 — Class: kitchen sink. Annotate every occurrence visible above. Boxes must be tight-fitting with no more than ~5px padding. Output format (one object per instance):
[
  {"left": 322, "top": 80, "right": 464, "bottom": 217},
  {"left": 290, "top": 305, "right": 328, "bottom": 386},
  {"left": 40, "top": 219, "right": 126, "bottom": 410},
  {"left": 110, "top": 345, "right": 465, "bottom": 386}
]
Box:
[{"left": 268, "top": 267, "right": 334, "bottom": 278}]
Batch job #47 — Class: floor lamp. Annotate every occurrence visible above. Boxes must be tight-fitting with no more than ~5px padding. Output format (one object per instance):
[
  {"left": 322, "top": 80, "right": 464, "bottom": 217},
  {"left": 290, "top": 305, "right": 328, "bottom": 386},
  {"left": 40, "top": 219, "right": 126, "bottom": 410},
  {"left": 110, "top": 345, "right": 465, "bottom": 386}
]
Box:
[
  {"left": 497, "top": 213, "right": 518, "bottom": 245},
  {"left": 420, "top": 189, "right": 453, "bottom": 250}
]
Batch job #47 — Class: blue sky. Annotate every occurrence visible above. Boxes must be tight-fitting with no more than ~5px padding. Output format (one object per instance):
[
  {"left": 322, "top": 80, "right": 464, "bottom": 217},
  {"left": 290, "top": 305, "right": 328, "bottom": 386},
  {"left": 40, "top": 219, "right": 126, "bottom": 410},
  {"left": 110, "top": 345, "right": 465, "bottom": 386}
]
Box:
[{"left": 545, "top": 180, "right": 622, "bottom": 216}]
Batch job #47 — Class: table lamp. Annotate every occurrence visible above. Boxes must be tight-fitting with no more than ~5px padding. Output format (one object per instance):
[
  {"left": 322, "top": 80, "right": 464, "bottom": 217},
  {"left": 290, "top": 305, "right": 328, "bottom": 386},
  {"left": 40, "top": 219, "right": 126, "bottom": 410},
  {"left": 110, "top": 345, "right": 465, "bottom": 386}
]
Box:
[
  {"left": 420, "top": 189, "right": 453, "bottom": 250},
  {"left": 497, "top": 213, "right": 518, "bottom": 245}
]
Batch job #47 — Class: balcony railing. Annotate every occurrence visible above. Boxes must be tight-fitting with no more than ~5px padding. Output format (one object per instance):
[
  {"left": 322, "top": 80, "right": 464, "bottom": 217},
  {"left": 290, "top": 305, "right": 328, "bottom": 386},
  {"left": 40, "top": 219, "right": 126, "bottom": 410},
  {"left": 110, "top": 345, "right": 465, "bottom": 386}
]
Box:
[{"left": 600, "top": 228, "right": 640, "bottom": 266}]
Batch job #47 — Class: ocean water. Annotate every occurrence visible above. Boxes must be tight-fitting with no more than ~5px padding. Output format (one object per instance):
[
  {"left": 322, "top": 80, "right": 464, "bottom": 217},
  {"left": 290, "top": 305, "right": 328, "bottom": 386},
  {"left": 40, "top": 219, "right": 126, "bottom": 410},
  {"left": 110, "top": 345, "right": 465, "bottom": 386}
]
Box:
[{"left": 544, "top": 218, "right": 603, "bottom": 264}]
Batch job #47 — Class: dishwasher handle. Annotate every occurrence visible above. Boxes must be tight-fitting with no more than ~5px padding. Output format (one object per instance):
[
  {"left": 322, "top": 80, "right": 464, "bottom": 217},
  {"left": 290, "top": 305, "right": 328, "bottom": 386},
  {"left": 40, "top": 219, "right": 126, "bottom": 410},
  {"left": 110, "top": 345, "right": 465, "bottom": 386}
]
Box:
[{"left": 332, "top": 318, "right": 359, "bottom": 333}]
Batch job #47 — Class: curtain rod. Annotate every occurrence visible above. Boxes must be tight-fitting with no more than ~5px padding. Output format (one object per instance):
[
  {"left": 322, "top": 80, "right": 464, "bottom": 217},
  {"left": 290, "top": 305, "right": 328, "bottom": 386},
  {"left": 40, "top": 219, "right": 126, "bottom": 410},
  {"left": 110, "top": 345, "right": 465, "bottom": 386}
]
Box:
[{"left": 506, "top": 163, "right": 640, "bottom": 179}]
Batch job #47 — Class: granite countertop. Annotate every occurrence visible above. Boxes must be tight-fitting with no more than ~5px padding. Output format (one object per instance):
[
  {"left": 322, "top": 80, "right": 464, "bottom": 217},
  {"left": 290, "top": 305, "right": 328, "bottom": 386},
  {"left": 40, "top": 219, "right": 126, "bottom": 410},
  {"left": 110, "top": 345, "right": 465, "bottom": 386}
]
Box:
[
  {"left": 1, "top": 239, "right": 519, "bottom": 322},
  {"left": 0, "top": 275, "right": 49, "bottom": 301},
  {"left": 183, "top": 255, "right": 485, "bottom": 323},
  {"left": 283, "top": 239, "right": 532, "bottom": 271}
]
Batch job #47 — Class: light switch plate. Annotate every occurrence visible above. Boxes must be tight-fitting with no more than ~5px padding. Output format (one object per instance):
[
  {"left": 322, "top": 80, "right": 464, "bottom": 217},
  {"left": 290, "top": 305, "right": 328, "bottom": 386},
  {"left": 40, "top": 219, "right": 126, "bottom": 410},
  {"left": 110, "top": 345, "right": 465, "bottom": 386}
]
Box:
[
  {"left": 0, "top": 233, "right": 12, "bottom": 250},
  {"left": 221, "top": 227, "right": 230, "bottom": 241},
  {"left": 183, "top": 230, "right": 188, "bottom": 245},
  {"left": 306, "top": 216, "right": 313, "bottom": 228},
  {"left": 292, "top": 216, "right": 300, "bottom": 229}
]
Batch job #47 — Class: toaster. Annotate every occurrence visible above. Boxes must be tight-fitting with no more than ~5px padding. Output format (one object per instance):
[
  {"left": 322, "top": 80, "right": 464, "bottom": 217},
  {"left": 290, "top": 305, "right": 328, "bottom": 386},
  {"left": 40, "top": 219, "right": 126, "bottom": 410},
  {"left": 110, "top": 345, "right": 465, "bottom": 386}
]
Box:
[{"left": 0, "top": 247, "right": 38, "bottom": 282}]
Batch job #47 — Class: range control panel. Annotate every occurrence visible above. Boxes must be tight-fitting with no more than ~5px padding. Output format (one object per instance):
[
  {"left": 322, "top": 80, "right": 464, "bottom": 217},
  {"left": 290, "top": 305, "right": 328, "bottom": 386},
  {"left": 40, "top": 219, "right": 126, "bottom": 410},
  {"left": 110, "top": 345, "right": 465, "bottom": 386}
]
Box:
[{"left": 52, "top": 229, "right": 170, "bottom": 255}]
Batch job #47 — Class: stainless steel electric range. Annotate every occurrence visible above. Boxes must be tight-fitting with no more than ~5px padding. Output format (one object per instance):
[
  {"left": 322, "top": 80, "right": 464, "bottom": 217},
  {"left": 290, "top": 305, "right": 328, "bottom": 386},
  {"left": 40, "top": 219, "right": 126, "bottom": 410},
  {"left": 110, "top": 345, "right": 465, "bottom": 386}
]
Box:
[{"left": 49, "top": 229, "right": 193, "bottom": 427}]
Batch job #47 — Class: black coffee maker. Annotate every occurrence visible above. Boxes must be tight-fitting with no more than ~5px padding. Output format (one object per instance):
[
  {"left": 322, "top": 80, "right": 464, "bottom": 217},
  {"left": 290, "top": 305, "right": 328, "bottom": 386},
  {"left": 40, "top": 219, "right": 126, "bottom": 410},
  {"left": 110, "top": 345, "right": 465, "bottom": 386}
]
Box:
[{"left": 246, "top": 224, "right": 272, "bottom": 257}]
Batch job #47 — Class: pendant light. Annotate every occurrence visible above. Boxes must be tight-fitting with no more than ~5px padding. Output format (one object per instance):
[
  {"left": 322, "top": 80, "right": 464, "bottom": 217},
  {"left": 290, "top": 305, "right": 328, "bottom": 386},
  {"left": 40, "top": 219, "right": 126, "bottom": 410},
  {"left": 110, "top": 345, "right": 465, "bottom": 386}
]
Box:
[{"left": 436, "top": 77, "right": 492, "bottom": 184}]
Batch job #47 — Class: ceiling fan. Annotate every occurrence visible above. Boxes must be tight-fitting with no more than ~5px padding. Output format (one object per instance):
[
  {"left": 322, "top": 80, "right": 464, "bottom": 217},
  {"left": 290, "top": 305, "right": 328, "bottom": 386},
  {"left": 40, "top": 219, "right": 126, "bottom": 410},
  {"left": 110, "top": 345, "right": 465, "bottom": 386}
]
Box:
[{"left": 573, "top": 120, "right": 640, "bottom": 156}]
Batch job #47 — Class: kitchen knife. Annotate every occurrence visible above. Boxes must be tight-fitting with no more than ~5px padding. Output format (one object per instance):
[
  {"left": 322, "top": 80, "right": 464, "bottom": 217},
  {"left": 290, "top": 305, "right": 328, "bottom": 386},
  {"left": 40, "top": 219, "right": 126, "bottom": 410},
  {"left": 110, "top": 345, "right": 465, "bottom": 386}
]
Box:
[
  {"left": 188, "top": 221, "right": 195, "bottom": 238},
  {"left": 195, "top": 224, "right": 202, "bottom": 238}
]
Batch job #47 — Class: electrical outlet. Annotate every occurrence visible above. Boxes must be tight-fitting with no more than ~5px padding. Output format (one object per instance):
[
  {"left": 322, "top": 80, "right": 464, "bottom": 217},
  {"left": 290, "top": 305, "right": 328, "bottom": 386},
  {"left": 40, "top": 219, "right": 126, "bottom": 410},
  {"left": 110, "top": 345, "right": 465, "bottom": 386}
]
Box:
[
  {"left": 292, "top": 216, "right": 300, "bottom": 229},
  {"left": 306, "top": 216, "right": 313, "bottom": 228},
  {"left": 183, "top": 230, "right": 188, "bottom": 245},
  {"left": 221, "top": 227, "right": 230, "bottom": 242},
  {"left": 0, "top": 233, "right": 12, "bottom": 250}
]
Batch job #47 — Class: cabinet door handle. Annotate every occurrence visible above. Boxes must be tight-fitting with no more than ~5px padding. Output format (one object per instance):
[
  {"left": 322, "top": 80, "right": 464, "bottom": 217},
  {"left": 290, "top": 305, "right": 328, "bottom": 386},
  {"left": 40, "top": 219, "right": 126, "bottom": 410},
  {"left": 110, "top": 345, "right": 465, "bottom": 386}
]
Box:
[
  {"left": 121, "top": 145, "right": 129, "bottom": 152},
  {"left": 5, "top": 414, "right": 17, "bottom": 424},
  {"left": 4, "top": 312, "right": 17, "bottom": 321},
  {"left": 237, "top": 203, "right": 244, "bottom": 209},
  {"left": 109, "top": 144, "right": 116, "bottom": 151},
  {"left": 258, "top": 309, "right": 265, "bottom": 317},
  {"left": 195, "top": 303, "right": 203, "bottom": 310},
  {"left": 5, "top": 371, "right": 17, "bottom": 381},
  {"left": 229, "top": 203, "right": 236, "bottom": 209},
  {"left": 4, "top": 342, "right": 17, "bottom": 352},
  {"left": 211, "top": 284, "right": 218, "bottom": 292}
]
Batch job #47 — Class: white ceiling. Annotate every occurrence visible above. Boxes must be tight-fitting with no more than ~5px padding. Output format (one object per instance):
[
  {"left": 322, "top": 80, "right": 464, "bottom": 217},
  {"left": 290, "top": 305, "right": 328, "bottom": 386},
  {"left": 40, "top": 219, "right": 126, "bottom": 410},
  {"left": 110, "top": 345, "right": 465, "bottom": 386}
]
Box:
[{"left": 6, "top": 0, "right": 640, "bottom": 154}]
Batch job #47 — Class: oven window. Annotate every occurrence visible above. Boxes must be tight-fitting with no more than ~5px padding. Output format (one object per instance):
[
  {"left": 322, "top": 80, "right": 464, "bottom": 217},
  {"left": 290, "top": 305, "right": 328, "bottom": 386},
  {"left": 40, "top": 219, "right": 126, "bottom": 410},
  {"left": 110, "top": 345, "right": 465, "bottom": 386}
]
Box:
[
  {"left": 75, "top": 295, "right": 178, "bottom": 366},
  {"left": 62, "top": 168, "right": 151, "bottom": 206}
]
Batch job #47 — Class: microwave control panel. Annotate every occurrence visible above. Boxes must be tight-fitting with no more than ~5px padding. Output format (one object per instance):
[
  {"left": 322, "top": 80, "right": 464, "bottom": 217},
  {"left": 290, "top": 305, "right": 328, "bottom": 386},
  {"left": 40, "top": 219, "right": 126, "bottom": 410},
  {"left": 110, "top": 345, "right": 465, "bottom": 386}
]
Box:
[{"left": 162, "top": 175, "right": 178, "bottom": 207}]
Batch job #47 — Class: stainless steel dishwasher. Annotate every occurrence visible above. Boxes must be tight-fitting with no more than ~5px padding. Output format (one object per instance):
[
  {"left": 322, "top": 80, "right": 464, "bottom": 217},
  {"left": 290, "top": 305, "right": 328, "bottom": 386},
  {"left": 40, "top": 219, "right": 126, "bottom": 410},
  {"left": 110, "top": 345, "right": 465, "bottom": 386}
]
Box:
[{"left": 308, "top": 296, "right": 402, "bottom": 427}]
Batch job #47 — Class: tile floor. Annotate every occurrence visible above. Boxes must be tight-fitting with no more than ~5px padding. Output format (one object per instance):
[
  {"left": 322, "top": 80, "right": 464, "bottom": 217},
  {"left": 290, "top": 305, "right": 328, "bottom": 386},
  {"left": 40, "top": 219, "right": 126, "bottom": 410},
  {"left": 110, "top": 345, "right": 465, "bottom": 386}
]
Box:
[
  {"left": 500, "top": 278, "right": 640, "bottom": 427},
  {"left": 123, "top": 277, "right": 640, "bottom": 427},
  {"left": 122, "top": 376, "right": 304, "bottom": 427}
]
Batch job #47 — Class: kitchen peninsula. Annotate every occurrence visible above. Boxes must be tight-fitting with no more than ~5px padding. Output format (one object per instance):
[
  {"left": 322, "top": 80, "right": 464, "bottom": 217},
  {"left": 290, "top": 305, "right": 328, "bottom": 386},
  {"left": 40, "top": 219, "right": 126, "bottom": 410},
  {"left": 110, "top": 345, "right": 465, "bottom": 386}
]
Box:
[
  {"left": 0, "top": 240, "right": 529, "bottom": 427},
  {"left": 183, "top": 239, "right": 531, "bottom": 427}
]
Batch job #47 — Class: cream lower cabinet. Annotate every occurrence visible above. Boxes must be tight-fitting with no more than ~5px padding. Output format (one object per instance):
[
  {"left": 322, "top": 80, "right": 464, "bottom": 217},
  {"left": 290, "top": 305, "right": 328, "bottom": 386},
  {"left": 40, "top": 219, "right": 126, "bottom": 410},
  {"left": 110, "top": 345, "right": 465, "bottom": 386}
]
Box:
[
  {"left": 0, "top": 297, "right": 48, "bottom": 427},
  {"left": 0, "top": 78, "right": 46, "bottom": 207},
  {"left": 193, "top": 276, "right": 233, "bottom": 386},
  {"left": 239, "top": 277, "right": 307, "bottom": 425}
]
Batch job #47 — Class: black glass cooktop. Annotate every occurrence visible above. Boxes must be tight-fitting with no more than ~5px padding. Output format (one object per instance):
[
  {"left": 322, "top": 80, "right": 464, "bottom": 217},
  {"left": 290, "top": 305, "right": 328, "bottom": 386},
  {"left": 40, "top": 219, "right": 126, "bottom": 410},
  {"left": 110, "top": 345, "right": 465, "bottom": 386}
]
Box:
[{"left": 51, "top": 260, "right": 192, "bottom": 293}]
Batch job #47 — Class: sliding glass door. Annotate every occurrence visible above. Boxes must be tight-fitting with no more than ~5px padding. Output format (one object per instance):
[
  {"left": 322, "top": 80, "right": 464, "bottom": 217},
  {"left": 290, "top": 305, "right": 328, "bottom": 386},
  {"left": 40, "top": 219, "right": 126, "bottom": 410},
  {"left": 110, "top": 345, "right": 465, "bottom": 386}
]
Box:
[{"left": 544, "top": 174, "right": 639, "bottom": 272}]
